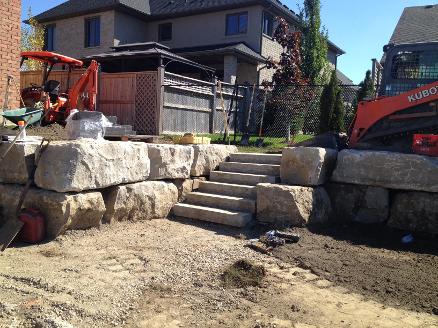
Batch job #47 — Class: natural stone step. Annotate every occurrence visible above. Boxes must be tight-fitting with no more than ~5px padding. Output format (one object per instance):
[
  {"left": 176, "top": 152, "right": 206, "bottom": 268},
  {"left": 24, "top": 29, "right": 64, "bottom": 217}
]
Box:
[
  {"left": 229, "top": 153, "right": 282, "bottom": 165},
  {"left": 172, "top": 203, "right": 253, "bottom": 227},
  {"left": 219, "top": 161, "right": 280, "bottom": 176},
  {"left": 186, "top": 192, "right": 256, "bottom": 213},
  {"left": 198, "top": 181, "right": 256, "bottom": 199},
  {"left": 210, "top": 171, "right": 277, "bottom": 186}
]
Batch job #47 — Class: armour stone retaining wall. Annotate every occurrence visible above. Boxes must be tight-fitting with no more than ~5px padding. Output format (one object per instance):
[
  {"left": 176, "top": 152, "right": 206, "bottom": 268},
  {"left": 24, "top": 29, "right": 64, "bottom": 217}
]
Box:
[
  {"left": 0, "top": 184, "right": 105, "bottom": 237},
  {"left": 103, "top": 181, "right": 178, "bottom": 223},
  {"left": 281, "top": 147, "right": 337, "bottom": 186},
  {"left": 190, "top": 145, "right": 238, "bottom": 176},
  {"left": 35, "top": 140, "right": 150, "bottom": 192},
  {"left": 148, "top": 144, "right": 194, "bottom": 180},
  {"left": 256, "top": 183, "right": 331, "bottom": 227},
  {"left": 331, "top": 149, "right": 438, "bottom": 193}
]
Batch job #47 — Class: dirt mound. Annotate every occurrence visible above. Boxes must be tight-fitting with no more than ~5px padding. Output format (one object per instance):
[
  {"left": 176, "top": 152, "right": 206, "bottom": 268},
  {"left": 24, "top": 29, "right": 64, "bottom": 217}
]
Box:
[
  {"left": 222, "top": 259, "right": 266, "bottom": 288},
  {"left": 273, "top": 224, "right": 438, "bottom": 314}
]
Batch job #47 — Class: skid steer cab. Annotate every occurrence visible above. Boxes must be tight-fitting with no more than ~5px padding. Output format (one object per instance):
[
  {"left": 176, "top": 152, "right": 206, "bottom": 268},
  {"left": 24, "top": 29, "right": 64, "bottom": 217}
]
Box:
[{"left": 20, "top": 51, "right": 99, "bottom": 125}]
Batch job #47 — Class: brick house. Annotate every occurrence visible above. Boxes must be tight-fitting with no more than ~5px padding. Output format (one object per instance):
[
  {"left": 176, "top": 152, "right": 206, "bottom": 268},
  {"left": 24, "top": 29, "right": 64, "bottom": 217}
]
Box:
[
  {"left": 0, "top": 0, "right": 21, "bottom": 110},
  {"left": 34, "top": 0, "right": 347, "bottom": 84}
]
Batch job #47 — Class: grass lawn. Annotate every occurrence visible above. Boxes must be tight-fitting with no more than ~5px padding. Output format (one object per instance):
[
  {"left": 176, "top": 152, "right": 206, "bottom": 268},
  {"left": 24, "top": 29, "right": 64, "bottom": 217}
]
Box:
[
  {"left": 201, "top": 133, "right": 313, "bottom": 153},
  {"left": 161, "top": 133, "right": 313, "bottom": 153}
]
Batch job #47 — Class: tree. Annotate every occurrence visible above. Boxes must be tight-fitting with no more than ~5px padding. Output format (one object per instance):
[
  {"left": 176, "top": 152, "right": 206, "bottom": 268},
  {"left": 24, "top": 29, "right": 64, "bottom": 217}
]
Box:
[
  {"left": 267, "top": 17, "right": 307, "bottom": 86},
  {"left": 318, "top": 70, "right": 344, "bottom": 133},
  {"left": 357, "top": 70, "right": 375, "bottom": 101},
  {"left": 300, "top": 0, "right": 329, "bottom": 85},
  {"left": 262, "top": 18, "right": 310, "bottom": 137},
  {"left": 21, "top": 7, "right": 45, "bottom": 70}
]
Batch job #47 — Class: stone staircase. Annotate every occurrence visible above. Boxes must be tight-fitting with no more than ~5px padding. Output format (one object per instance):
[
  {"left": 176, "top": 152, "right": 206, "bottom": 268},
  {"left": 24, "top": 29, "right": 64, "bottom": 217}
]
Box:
[{"left": 172, "top": 152, "right": 281, "bottom": 227}]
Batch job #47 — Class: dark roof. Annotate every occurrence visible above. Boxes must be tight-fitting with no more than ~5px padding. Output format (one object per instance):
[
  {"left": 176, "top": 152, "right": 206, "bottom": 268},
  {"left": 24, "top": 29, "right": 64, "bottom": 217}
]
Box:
[
  {"left": 34, "top": 0, "right": 344, "bottom": 55},
  {"left": 389, "top": 4, "right": 438, "bottom": 45},
  {"left": 85, "top": 42, "right": 215, "bottom": 71},
  {"left": 336, "top": 69, "right": 353, "bottom": 85},
  {"left": 174, "top": 42, "right": 266, "bottom": 63},
  {"left": 34, "top": 0, "right": 299, "bottom": 22},
  {"left": 34, "top": 0, "right": 151, "bottom": 21}
]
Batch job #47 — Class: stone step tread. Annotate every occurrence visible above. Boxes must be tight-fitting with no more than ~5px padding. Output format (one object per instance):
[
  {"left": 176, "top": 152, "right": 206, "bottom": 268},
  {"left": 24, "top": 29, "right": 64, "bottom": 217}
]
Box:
[
  {"left": 219, "top": 162, "right": 280, "bottom": 175},
  {"left": 172, "top": 203, "right": 253, "bottom": 228},
  {"left": 186, "top": 192, "right": 256, "bottom": 213},
  {"left": 230, "top": 153, "right": 282, "bottom": 165},
  {"left": 198, "top": 181, "right": 256, "bottom": 199},
  {"left": 210, "top": 171, "right": 277, "bottom": 186},
  {"left": 189, "top": 191, "right": 254, "bottom": 201}
]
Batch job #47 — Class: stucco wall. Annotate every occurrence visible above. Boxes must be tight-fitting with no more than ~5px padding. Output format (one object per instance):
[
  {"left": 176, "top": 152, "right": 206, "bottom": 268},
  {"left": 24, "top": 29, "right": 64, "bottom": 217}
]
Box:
[
  {"left": 0, "top": 0, "right": 21, "bottom": 109},
  {"left": 146, "top": 6, "right": 263, "bottom": 52},
  {"left": 259, "top": 34, "right": 283, "bottom": 83},
  {"left": 114, "top": 11, "right": 148, "bottom": 46},
  {"left": 44, "top": 11, "right": 116, "bottom": 59}
]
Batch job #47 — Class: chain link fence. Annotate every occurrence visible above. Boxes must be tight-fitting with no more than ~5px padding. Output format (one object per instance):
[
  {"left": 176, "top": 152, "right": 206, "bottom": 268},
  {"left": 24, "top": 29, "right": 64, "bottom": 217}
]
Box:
[{"left": 244, "top": 84, "right": 360, "bottom": 140}]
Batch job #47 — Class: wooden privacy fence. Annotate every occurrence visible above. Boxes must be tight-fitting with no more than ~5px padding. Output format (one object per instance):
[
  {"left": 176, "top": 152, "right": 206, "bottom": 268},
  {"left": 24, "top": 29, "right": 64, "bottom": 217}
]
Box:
[
  {"left": 21, "top": 69, "right": 249, "bottom": 135},
  {"left": 163, "top": 72, "right": 247, "bottom": 134}
]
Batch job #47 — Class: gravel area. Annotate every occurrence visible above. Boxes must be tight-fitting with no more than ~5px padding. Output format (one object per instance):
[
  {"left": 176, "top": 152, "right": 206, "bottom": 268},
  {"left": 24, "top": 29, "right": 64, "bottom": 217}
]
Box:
[{"left": 1, "top": 219, "right": 437, "bottom": 328}]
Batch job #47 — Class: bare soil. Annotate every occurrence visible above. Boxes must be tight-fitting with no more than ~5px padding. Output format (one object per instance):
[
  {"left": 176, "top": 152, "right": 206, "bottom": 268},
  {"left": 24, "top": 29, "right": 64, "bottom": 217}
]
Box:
[
  {"left": 272, "top": 224, "right": 438, "bottom": 315},
  {"left": 0, "top": 219, "right": 437, "bottom": 328},
  {"left": 0, "top": 124, "right": 68, "bottom": 141}
]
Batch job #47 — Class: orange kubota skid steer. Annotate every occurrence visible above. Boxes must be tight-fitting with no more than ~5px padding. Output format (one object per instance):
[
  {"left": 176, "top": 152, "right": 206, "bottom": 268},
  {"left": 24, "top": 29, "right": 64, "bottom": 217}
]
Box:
[
  {"left": 348, "top": 43, "right": 438, "bottom": 156},
  {"left": 349, "top": 81, "right": 438, "bottom": 155},
  {"left": 20, "top": 51, "right": 99, "bottom": 125}
]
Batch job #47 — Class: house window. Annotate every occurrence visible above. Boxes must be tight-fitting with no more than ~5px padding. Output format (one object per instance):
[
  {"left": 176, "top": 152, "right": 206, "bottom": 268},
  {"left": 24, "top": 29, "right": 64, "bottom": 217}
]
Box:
[
  {"left": 44, "top": 24, "right": 55, "bottom": 51},
  {"left": 262, "top": 12, "right": 274, "bottom": 36},
  {"left": 158, "top": 23, "right": 172, "bottom": 41},
  {"left": 226, "top": 12, "right": 248, "bottom": 35},
  {"left": 85, "top": 17, "right": 101, "bottom": 48}
]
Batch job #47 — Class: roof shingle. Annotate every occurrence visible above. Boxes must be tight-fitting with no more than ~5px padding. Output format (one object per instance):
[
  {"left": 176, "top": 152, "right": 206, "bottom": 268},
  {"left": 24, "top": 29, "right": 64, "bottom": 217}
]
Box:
[{"left": 389, "top": 4, "right": 438, "bottom": 45}]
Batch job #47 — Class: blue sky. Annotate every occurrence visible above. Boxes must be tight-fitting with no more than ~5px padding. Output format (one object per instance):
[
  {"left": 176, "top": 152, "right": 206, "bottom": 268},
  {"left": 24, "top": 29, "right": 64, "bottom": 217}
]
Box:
[{"left": 21, "top": 0, "right": 435, "bottom": 83}]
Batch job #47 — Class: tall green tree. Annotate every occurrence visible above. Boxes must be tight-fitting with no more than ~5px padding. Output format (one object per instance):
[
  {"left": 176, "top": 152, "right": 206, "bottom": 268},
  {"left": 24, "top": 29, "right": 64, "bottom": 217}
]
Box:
[
  {"left": 300, "top": 0, "right": 329, "bottom": 85},
  {"left": 357, "top": 70, "right": 375, "bottom": 101},
  {"left": 318, "top": 70, "right": 344, "bottom": 133},
  {"left": 21, "top": 7, "right": 45, "bottom": 70}
]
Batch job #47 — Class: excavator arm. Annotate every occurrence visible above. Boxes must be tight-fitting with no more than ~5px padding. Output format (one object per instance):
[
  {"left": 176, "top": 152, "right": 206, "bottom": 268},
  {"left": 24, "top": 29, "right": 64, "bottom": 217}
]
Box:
[
  {"left": 349, "top": 80, "right": 438, "bottom": 150},
  {"left": 67, "top": 60, "right": 99, "bottom": 113}
]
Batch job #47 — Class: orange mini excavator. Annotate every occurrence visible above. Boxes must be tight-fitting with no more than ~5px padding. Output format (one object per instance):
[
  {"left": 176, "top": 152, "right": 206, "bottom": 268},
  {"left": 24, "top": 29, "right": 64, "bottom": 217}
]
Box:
[{"left": 20, "top": 51, "right": 99, "bottom": 125}]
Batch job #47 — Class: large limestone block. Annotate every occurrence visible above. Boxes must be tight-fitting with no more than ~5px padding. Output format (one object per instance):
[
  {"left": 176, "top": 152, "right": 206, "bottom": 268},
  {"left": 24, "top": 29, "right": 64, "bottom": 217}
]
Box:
[
  {"left": 103, "top": 181, "right": 178, "bottom": 223},
  {"left": 35, "top": 140, "right": 150, "bottom": 192},
  {"left": 281, "top": 147, "right": 337, "bottom": 186},
  {"left": 0, "top": 139, "right": 41, "bottom": 184},
  {"left": 388, "top": 191, "right": 438, "bottom": 235},
  {"left": 191, "top": 145, "right": 238, "bottom": 176},
  {"left": 148, "top": 144, "right": 194, "bottom": 180},
  {"left": 256, "top": 183, "right": 331, "bottom": 227},
  {"left": 331, "top": 150, "right": 438, "bottom": 192},
  {"left": 0, "top": 184, "right": 105, "bottom": 238},
  {"left": 172, "top": 178, "right": 205, "bottom": 201},
  {"left": 326, "top": 183, "right": 389, "bottom": 224}
]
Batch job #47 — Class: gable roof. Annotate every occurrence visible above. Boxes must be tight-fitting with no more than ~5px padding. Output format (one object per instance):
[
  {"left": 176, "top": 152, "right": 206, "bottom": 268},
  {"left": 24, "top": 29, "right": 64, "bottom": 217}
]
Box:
[{"left": 389, "top": 4, "right": 438, "bottom": 45}]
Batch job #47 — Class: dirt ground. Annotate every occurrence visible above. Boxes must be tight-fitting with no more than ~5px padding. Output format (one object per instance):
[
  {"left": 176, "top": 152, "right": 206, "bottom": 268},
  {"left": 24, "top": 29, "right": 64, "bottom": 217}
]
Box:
[
  {"left": 272, "top": 224, "right": 438, "bottom": 315},
  {"left": 0, "top": 219, "right": 437, "bottom": 328}
]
